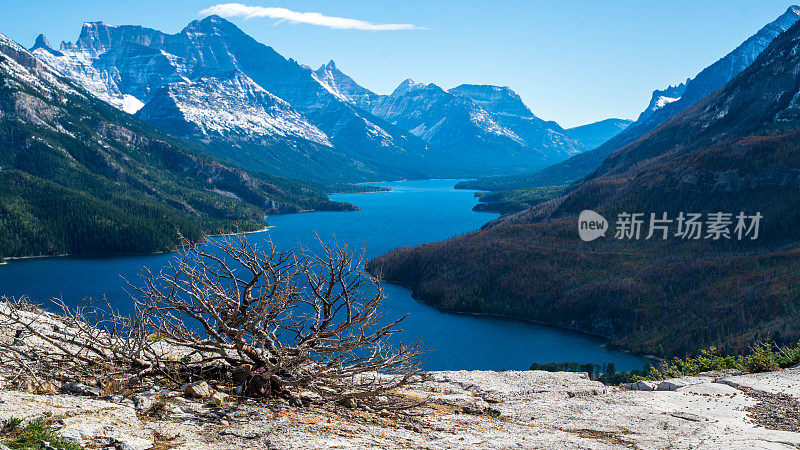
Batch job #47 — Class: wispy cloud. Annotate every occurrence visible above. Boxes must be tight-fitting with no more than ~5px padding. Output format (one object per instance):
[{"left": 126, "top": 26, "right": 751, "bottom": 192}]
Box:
[{"left": 199, "top": 3, "right": 420, "bottom": 31}]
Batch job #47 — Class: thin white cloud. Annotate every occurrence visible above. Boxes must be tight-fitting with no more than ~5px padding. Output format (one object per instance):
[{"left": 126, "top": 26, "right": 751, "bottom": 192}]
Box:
[{"left": 199, "top": 3, "right": 420, "bottom": 31}]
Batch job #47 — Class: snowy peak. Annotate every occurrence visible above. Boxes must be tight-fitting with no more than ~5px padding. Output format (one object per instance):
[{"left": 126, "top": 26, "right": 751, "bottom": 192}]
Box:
[
  {"left": 449, "top": 84, "right": 534, "bottom": 118},
  {"left": 390, "top": 79, "right": 428, "bottom": 97},
  {"left": 72, "top": 21, "right": 117, "bottom": 53},
  {"left": 312, "top": 60, "right": 379, "bottom": 109}
]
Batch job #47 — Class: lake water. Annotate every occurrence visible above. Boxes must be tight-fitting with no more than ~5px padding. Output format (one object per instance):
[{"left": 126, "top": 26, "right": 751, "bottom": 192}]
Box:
[{"left": 0, "top": 179, "right": 649, "bottom": 371}]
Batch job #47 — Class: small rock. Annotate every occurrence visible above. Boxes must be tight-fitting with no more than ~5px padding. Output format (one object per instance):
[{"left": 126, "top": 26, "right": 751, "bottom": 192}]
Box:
[
  {"left": 339, "top": 398, "right": 357, "bottom": 409},
  {"left": 622, "top": 380, "right": 658, "bottom": 391},
  {"left": 379, "top": 409, "right": 391, "bottom": 418},
  {"left": 289, "top": 396, "right": 303, "bottom": 407},
  {"left": 299, "top": 390, "right": 322, "bottom": 403},
  {"left": 220, "top": 419, "right": 230, "bottom": 427},
  {"left": 60, "top": 381, "right": 101, "bottom": 397},
  {"left": 101, "top": 394, "right": 124, "bottom": 403},
  {"left": 210, "top": 391, "right": 230, "bottom": 406},
  {"left": 184, "top": 381, "right": 212, "bottom": 398},
  {"left": 39, "top": 441, "right": 58, "bottom": 450},
  {"left": 132, "top": 393, "right": 156, "bottom": 412}
]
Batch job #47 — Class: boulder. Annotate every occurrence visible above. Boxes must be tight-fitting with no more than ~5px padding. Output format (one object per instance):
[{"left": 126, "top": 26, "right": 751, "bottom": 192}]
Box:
[
  {"left": 184, "top": 381, "right": 212, "bottom": 398},
  {"left": 656, "top": 377, "right": 713, "bottom": 391},
  {"left": 622, "top": 380, "right": 658, "bottom": 391}
]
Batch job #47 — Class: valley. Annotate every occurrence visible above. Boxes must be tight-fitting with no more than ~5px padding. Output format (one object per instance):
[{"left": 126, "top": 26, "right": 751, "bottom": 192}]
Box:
[{"left": 0, "top": 180, "right": 649, "bottom": 371}]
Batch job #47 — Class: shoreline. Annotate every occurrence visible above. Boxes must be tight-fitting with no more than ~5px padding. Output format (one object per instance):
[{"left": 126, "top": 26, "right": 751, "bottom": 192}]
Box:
[
  {"left": 0, "top": 225, "right": 274, "bottom": 266},
  {"left": 397, "top": 287, "right": 661, "bottom": 365}
]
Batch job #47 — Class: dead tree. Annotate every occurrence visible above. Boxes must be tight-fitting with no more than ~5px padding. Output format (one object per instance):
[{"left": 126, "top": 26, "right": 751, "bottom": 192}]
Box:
[{"left": 0, "top": 234, "right": 422, "bottom": 405}]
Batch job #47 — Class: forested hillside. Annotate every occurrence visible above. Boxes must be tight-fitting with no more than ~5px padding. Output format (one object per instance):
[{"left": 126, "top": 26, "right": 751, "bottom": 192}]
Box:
[{"left": 0, "top": 34, "right": 353, "bottom": 259}]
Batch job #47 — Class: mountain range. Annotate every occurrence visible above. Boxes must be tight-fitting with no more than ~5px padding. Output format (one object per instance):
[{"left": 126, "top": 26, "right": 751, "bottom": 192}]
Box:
[
  {"left": 370, "top": 11, "right": 800, "bottom": 358},
  {"left": 459, "top": 5, "right": 800, "bottom": 194},
  {"left": 29, "top": 16, "right": 588, "bottom": 182}
]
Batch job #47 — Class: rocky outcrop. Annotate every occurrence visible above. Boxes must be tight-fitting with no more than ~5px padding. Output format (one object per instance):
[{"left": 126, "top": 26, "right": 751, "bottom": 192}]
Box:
[{"left": 1, "top": 368, "right": 800, "bottom": 449}]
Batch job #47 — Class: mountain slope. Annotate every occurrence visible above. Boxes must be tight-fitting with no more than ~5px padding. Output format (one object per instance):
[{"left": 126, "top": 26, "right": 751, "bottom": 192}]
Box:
[
  {"left": 460, "top": 5, "right": 800, "bottom": 192},
  {"left": 0, "top": 33, "right": 351, "bottom": 259},
  {"left": 566, "top": 118, "right": 632, "bottom": 150},
  {"left": 370, "top": 18, "right": 800, "bottom": 358}
]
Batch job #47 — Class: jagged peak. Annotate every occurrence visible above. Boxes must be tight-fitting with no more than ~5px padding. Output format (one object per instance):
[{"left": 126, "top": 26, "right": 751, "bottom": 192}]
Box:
[
  {"left": 317, "top": 60, "right": 339, "bottom": 73},
  {"left": 186, "top": 14, "right": 241, "bottom": 34},
  {"left": 29, "top": 34, "right": 62, "bottom": 56},
  {"left": 785, "top": 5, "right": 800, "bottom": 16},
  {"left": 391, "top": 78, "right": 427, "bottom": 97}
]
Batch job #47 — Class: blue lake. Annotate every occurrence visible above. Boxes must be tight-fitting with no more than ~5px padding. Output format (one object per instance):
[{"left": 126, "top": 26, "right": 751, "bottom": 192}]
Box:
[{"left": 0, "top": 179, "right": 650, "bottom": 371}]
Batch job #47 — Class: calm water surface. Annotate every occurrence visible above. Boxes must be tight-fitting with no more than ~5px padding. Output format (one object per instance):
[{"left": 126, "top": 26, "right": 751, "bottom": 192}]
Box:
[{"left": 0, "top": 180, "right": 649, "bottom": 370}]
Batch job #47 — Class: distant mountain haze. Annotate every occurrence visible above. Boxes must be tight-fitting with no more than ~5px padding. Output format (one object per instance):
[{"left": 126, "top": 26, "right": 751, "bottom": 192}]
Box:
[{"left": 566, "top": 118, "right": 632, "bottom": 151}]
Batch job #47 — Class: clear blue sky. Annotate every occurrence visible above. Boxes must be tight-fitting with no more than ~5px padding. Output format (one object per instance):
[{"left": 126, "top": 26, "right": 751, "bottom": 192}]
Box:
[{"left": 1, "top": 1, "right": 796, "bottom": 127}]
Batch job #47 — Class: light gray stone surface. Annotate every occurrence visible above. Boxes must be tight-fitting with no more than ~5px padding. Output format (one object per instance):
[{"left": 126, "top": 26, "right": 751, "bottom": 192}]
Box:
[
  {"left": 4, "top": 369, "right": 798, "bottom": 449},
  {"left": 719, "top": 367, "right": 800, "bottom": 399}
]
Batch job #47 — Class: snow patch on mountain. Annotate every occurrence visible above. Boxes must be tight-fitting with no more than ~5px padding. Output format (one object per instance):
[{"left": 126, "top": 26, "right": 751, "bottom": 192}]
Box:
[
  {"left": 121, "top": 94, "right": 144, "bottom": 114},
  {"left": 142, "top": 74, "right": 331, "bottom": 146},
  {"left": 467, "top": 108, "right": 523, "bottom": 142},
  {"left": 32, "top": 46, "right": 126, "bottom": 110}
]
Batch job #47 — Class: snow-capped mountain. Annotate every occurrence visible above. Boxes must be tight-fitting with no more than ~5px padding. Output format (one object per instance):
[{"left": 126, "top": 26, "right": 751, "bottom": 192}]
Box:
[
  {"left": 448, "top": 84, "right": 535, "bottom": 118},
  {"left": 313, "top": 60, "right": 379, "bottom": 110},
  {"left": 30, "top": 17, "right": 428, "bottom": 182},
  {"left": 449, "top": 84, "right": 583, "bottom": 159},
  {"left": 372, "top": 80, "right": 524, "bottom": 146},
  {"left": 316, "top": 67, "right": 584, "bottom": 174}
]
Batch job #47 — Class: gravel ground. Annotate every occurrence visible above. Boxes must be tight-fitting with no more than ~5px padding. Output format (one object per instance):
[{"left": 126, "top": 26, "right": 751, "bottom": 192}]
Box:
[{"left": 743, "top": 386, "right": 800, "bottom": 432}]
